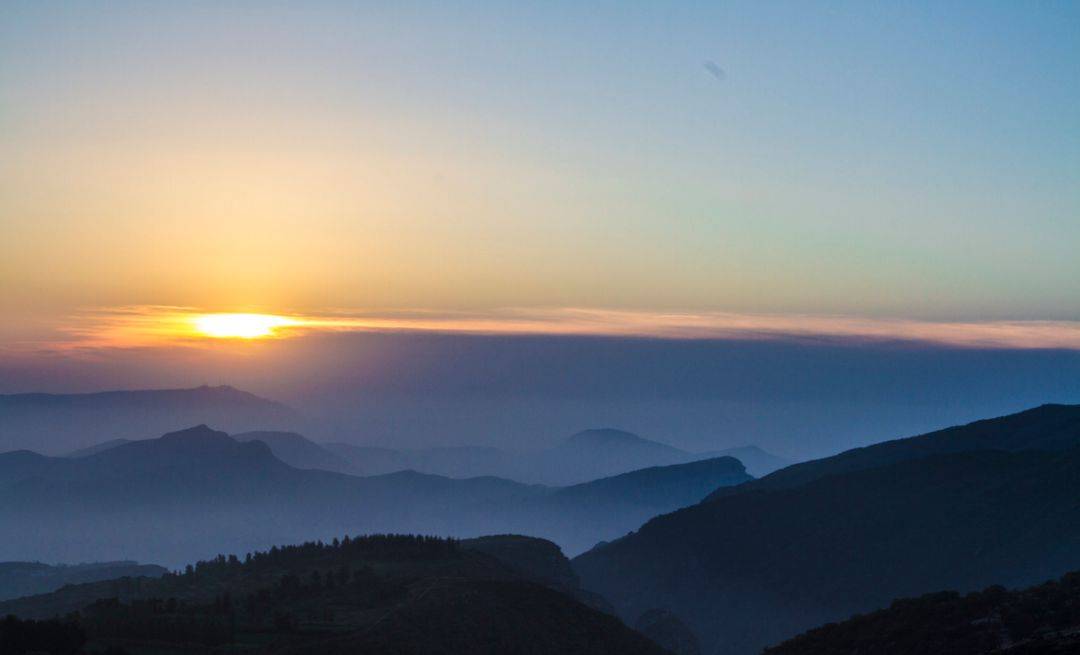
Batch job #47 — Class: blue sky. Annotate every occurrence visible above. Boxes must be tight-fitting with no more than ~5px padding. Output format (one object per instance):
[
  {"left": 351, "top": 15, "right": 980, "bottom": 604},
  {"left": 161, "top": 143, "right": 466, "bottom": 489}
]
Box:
[{"left": 3, "top": 1, "right": 1078, "bottom": 328}]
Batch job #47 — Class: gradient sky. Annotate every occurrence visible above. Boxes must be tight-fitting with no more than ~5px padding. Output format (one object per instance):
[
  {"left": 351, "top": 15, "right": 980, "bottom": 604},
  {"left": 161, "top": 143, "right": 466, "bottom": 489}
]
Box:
[
  {"left": 3, "top": 1, "right": 1079, "bottom": 346},
  {"left": 2, "top": 2, "right": 1080, "bottom": 457}
]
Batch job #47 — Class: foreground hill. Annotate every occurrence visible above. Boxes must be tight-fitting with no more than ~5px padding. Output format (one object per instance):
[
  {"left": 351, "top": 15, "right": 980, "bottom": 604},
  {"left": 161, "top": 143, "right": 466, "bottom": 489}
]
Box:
[
  {"left": 0, "top": 534, "right": 670, "bottom": 655},
  {"left": 766, "top": 570, "right": 1080, "bottom": 655},
  {"left": 0, "top": 561, "right": 166, "bottom": 602},
  {"left": 0, "top": 426, "right": 746, "bottom": 565},
  {"left": 0, "top": 385, "right": 302, "bottom": 453},
  {"left": 573, "top": 404, "right": 1080, "bottom": 655}
]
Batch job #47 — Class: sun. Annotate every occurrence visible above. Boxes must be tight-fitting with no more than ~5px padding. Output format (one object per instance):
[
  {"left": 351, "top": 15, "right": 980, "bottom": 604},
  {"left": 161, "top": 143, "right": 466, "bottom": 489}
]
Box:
[{"left": 192, "top": 313, "right": 298, "bottom": 339}]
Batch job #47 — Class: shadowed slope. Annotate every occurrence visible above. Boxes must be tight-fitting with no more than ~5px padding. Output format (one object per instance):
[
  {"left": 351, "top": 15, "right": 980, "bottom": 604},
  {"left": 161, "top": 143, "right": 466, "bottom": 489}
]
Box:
[
  {"left": 574, "top": 404, "right": 1080, "bottom": 655},
  {"left": 0, "top": 535, "right": 669, "bottom": 655}
]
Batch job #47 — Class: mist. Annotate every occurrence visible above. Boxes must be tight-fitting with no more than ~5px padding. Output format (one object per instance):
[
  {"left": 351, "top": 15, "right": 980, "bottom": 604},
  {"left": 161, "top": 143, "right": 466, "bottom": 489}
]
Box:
[{"left": 5, "top": 331, "right": 1080, "bottom": 459}]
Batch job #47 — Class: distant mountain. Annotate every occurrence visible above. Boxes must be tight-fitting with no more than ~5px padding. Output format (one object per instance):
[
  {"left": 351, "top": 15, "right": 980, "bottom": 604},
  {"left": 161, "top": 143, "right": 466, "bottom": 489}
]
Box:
[
  {"left": 329, "top": 427, "right": 782, "bottom": 485},
  {"left": 0, "top": 385, "right": 302, "bottom": 454},
  {"left": 0, "top": 534, "right": 669, "bottom": 655},
  {"left": 573, "top": 404, "right": 1080, "bottom": 655},
  {"left": 327, "top": 442, "right": 514, "bottom": 479},
  {"left": 235, "top": 430, "right": 352, "bottom": 473},
  {"left": 0, "top": 425, "right": 748, "bottom": 565},
  {"left": 532, "top": 429, "right": 691, "bottom": 485},
  {"left": 551, "top": 457, "right": 751, "bottom": 511},
  {"left": 323, "top": 442, "right": 415, "bottom": 475},
  {"left": 64, "top": 438, "right": 132, "bottom": 458},
  {"left": 0, "top": 560, "right": 165, "bottom": 602},
  {"left": 766, "top": 570, "right": 1080, "bottom": 655},
  {"left": 697, "top": 445, "right": 789, "bottom": 477}
]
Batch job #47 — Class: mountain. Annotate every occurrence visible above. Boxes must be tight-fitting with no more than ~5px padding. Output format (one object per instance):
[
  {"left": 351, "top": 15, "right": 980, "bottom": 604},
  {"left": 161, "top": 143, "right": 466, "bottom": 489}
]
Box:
[
  {"left": 0, "top": 425, "right": 749, "bottom": 566},
  {"left": 573, "top": 404, "right": 1080, "bottom": 655},
  {"left": 534, "top": 429, "right": 692, "bottom": 485},
  {"left": 706, "top": 403, "right": 1080, "bottom": 501},
  {"left": 0, "top": 561, "right": 166, "bottom": 602},
  {"left": 550, "top": 457, "right": 751, "bottom": 511},
  {"left": 0, "top": 385, "right": 302, "bottom": 454},
  {"left": 64, "top": 438, "right": 132, "bottom": 458},
  {"left": 328, "top": 427, "right": 781, "bottom": 485},
  {"left": 323, "top": 442, "right": 415, "bottom": 475},
  {"left": 235, "top": 430, "right": 353, "bottom": 473},
  {"left": 0, "top": 534, "right": 670, "bottom": 655},
  {"left": 766, "top": 570, "right": 1080, "bottom": 655},
  {"left": 327, "top": 442, "right": 514, "bottom": 479},
  {"left": 697, "top": 445, "right": 790, "bottom": 477}
]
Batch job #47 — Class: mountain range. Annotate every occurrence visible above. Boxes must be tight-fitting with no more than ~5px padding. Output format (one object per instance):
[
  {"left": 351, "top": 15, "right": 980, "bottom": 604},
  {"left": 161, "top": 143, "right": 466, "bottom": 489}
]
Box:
[
  {"left": 0, "top": 425, "right": 751, "bottom": 566},
  {"left": 54, "top": 407, "right": 787, "bottom": 483},
  {"left": 572, "top": 403, "right": 1080, "bottom": 655},
  {"left": 0, "top": 385, "right": 303, "bottom": 454}
]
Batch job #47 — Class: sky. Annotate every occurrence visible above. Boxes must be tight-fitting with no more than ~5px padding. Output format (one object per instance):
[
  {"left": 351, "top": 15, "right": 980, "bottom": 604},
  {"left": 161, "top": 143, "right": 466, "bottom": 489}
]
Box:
[{"left": 2, "top": 2, "right": 1079, "bottom": 456}]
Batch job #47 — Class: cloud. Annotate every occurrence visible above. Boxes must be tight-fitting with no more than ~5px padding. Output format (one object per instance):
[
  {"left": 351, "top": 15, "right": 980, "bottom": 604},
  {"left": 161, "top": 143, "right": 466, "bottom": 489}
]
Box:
[{"left": 14, "top": 306, "right": 1080, "bottom": 354}]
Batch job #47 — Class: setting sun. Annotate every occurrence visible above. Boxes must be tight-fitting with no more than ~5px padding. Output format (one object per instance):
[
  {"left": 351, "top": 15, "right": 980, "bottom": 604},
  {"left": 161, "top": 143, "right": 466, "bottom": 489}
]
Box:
[{"left": 192, "top": 313, "right": 298, "bottom": 339}]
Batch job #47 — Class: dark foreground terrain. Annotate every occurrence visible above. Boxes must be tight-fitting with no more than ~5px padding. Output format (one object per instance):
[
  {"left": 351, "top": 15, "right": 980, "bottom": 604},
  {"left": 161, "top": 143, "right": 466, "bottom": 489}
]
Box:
[
  {"left": 766, "top": 570, "right": 1080, "bottom": 655},
  {"left": 0, "top": 534, "right": 671, "bottom": 655}
]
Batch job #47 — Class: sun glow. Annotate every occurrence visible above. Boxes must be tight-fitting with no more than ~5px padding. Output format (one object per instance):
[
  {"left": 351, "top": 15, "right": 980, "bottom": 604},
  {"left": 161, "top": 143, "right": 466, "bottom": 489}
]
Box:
[{"left": 192, "top": 313, "right": 299, "bottom": 339}]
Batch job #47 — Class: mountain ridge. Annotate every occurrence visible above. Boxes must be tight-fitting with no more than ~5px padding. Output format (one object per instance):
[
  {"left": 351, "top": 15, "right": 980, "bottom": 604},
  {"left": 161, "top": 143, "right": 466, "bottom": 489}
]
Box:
[{"left": 573, "top": 403, "right": 1080, "bottom": 655}]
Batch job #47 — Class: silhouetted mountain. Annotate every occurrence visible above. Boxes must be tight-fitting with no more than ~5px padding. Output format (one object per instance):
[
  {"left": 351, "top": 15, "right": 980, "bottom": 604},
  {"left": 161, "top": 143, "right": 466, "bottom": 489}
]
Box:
[
  {"left": 697, "top": 445, "right": 790, "bottom": 477},
  {"left": 329, "top": 427, "right": 779, "bottom": 485},
  {"left": 0, "top": 561, "right": 165, "bottom": 602},
  {"left": 635, "top": 609, "right": 702, "bottom": 655},
  {"left": 235, "top": 430, "right": 353, "bottom": 472},
  {"left": 461, "top": 535, "right": 581, "bottom": 592},
  {"left": 573, "top": 404, "right": 1080, "bottom": 655},
  {"left": 706, "top": 403, "right": 1080, "bottom": 501},
  {"left": 0, "top": 426, "right": 748, "bottom": 565},
  {"left": 552, "top": 456, "right": 750, "bottom": 510},
  {"left": 534, "top": 429, "right": 690, "bottom": 485},
  {"left": 0, "top": 385, "right": 302, "bottom": 454},
  {"left": 0, "top": 534, "right": 670, "bottom": 655},
  {"left": 64, "top": 438, "right": 132, "bottom": 458},
  {"left": 766, "top": 570, "right": 1080, "bottom": 655}
]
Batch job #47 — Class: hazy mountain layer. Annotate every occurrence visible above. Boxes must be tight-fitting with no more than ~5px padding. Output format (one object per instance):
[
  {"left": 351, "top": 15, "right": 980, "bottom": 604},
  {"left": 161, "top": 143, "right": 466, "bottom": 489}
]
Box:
[
  {"left": 0, "top": 426, "right": 749, "bottom": 565},
  {"left": 0, "top": 385, "right": 302, "bottom": 454},
  {"left": 328, "top": 427, "right": 785, "bottom": 484}
]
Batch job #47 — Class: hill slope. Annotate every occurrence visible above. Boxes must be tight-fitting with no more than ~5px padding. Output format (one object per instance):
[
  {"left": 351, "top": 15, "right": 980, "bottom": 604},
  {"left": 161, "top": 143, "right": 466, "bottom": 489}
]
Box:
[
  {"left": 0, "top": 534, "right": 669, "bottom": 655},
  {"left": 235, "top": 430, "right": 353, "bottom": 473},
  {"left": 766, "top": 570, "right": 1080, "bottom": 655},
  {"left": 707, "top": 403, "right": 1080, "bottom": 501},
  {"left": 574, "top": 405, "right": 1080, "bottom": 655},
  {"left": 0, "top": 561, "right": 166, "bottom": 602}
]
